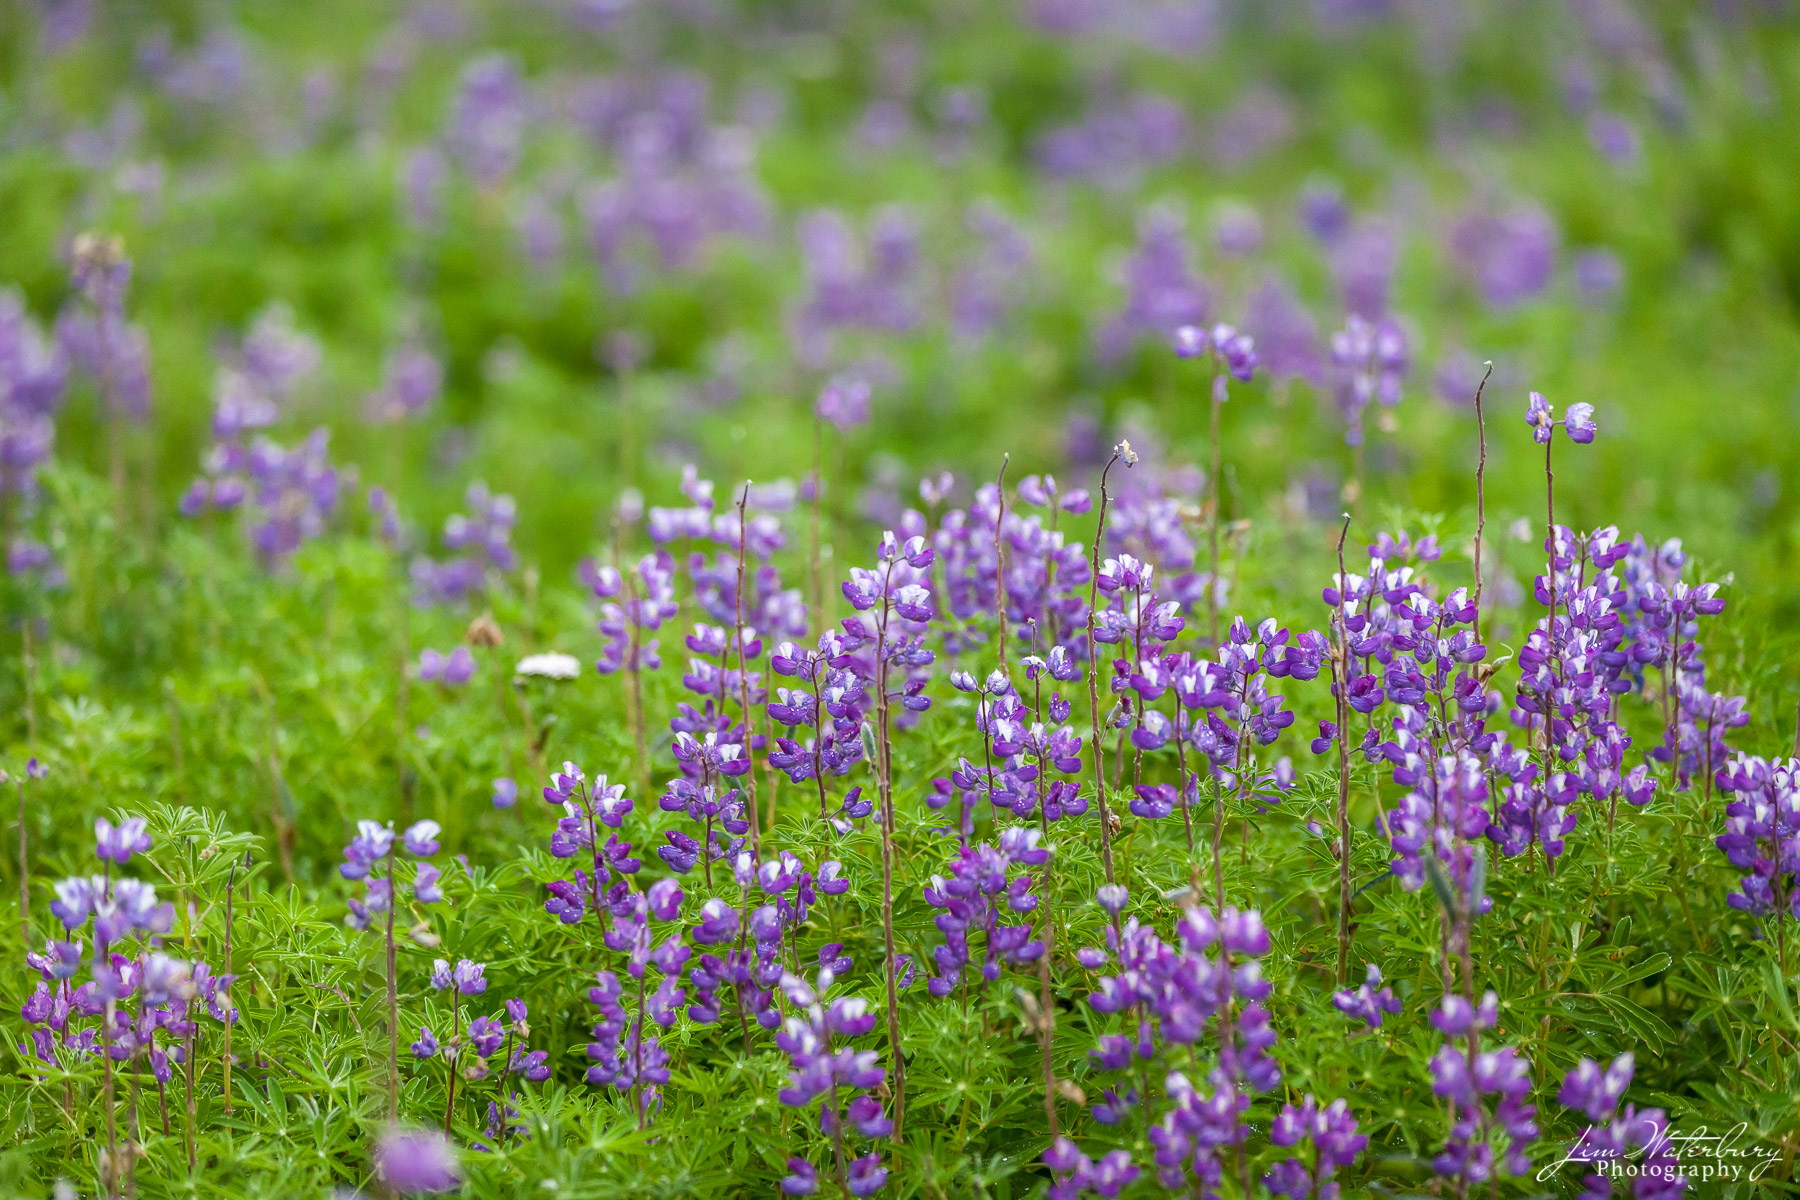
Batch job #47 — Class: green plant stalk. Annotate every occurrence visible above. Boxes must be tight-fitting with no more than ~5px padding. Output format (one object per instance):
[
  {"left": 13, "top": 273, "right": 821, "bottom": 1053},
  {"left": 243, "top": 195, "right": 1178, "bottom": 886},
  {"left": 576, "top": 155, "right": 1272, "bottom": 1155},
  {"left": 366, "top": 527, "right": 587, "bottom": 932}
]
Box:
[
  {"left": 383, "top": 843, "right": 397, "bottom": 1125},
  {"left": 1085, "top": 449, "right": 1128, "bottom": 888},
  {"left": 874, "top": 557, "right": 904, "bottom": 1145},
  {"left": 732, "top": 484, "right": 763, "bottom": 857},
  {"left": 1333, "top": 513, "right": 1354, "bottom": 988}
]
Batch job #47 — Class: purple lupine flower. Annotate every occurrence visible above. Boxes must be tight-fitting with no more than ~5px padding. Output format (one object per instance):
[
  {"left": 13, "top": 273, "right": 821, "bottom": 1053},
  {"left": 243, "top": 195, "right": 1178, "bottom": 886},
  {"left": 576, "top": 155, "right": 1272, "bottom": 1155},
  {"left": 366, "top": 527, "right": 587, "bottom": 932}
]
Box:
[
  {"left": 1329, "top": 314, "right": 1408, "bottom": 446},
  {"left": 1332, "top": 963, "right": 1402, "bottom": 1028},
  {"left": 781, "top": 1158, "right": 819, "bottom": 1196},
  {"left": 1244, "top": 274, "right": 1325, "bottom": 386},
  {"left": 412, "top": 862, "right": 445, "bottom": 905},
  {"left": 452, "top": 960, "right": 487, "bottom": 996},
  {"left": 591, "top": 551, "right": 679, "bottom": 677},
  {"left": 374, "top": 1127, "right": 462, "bottom": 1194},
  {"left": 1265, "top": 1096, "right": 1367, "bottom": 1199},
  {"left": 340, "top": 820, "right": 396, "bottom": 881},
  {"left": 815, "top": 375, "right": 871, "bottom": 431},
  {"left": 789, "top": 206, "right": 922, "bottom": 366},
  {"left": 1449, "top": 204, "right": 1558, "bottom": 309},
  {"left": 366, "top": 342, "right": 443, "bottom": 423},
  {"left": 1428, "top": 994, "right": 1537, "bottom": 1185},
  {"left": 1096, "top": 206, "right": 1210, "bottom": 362},
  {"left": 1300, "top": 180, "right": 1350, "bottom": 244},
  {"left": 1574, "top": 249, "right": 1625, "bottom": 302},
  {"left": 59, "top": 233, "right": 152, "bottom": 423},
  {"left": 920, "top": 831, "right": 1048, "bottom": 996},
  {"left": 492, "top": 777, "right": 518, "bottom": 809},
  {"left": 1330, "top": 219, "right": 1398, "bottom": 318},
  {"left": 1044, "top": 1137, "right": 1140, "bottom": 1200},
  {"left": 404, "top": 820, "right": 441, "bottom": 857},
  {"left": 1034, "top": 93, "right": 1187, "bottom": 188},
  {"left": 448, "top": 54, "right": 528, "bottom": 188},
  {"left": 1082, "top": 899, "right": 1281, "bottom": 1165},
  {"left": 467, "top": 1014, "right": 506, "bottom": 1057},
  {"left": 1714, "top": 755, "right": 1800, "bottom": 921},
  {"left": 1587, "top": 112, "right": 1642, "bottom": 168},
  {"left": 0, "top": 291, "right": 68, "bottom": 536},
  {"left": 950, "top": 200, "right": 1033, "bottom": 340},
  {"left": 774, "top": 964, "right": 887, "bottom": 1193},
  {"left": 94, "top": 817, "right": 151, "bottom": 865},
  {"left": 1171, "top": 322, "right": 1258, "bottom": 383},
  {"left": 1556, "top": 1053, "right": 1685, "bottom": 1199}
]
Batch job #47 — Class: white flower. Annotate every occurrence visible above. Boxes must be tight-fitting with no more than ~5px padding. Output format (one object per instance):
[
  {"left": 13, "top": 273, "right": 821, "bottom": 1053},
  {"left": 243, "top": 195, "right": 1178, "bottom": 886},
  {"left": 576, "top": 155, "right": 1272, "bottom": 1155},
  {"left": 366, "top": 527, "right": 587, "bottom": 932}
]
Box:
[{"left": 515, "top": 652, "right": 581, "bottom": 681}]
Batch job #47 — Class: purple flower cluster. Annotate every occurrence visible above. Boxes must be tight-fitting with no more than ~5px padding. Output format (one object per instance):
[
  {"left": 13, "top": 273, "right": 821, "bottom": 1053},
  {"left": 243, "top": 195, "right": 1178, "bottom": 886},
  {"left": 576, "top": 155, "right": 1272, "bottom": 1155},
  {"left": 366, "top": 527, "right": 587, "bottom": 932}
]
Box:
[
  {"left": 1427, "top": 991, "right": 1538, "bottom": 1184},
  {"left": 417, "top": 646, "right": 476, "bottom": 687},
  {"left": 940, "top": 655, "right": 1086, "bottom": 830},
  {"left": 1073, "top": 900, "right": 1282, "bottom": 1192},
  {"left": 1244, "top": 274, "right": 1326, "bottom": 386},
  {"left": 573, "top": 73, "right": 769, "bottom": 293},
  {"left": 22, "top": 815, "right": 229, "bottom": 1087},
  {"left": 836, "top": 530, "right": 937, "bottom": 731},
  {"left": 950, "top": 201, "right": 1033, "bottom": 341},
  {"left": 1095, "top": 207, "right": 1211, "bottom": 362},
  {"left": 1330, "top": 963, "right": 1401, "bottom": 1028},
  {"left": 1034, "top": 93, "right": 1187, "bottom": 189},
  {"left": 584, "top": 880, "right": 686, "bottom": 1118},
  {"left": 1613, "top": 536, "right": 1738, "bottom": 790},
  {"left": 1120, "top": 617, "right": 1315, "bottom": 839},
  {"left": 774, "top": 963, "right": 889, "bottom": 1197},
  {"left": 0, "top": 290, "right": 67, "bottom": 574},
  {"left": 1557, "top": 1053, "right": 1685, "bottom": 1200},
  {"left": 930, "top": 478, "right": 1092, "bottom": 658},
  {"left": 1264, "top": 1095, "right": 1368, "bottom": 1200},
  {"left": 1315, "top": 536, "right": 1514, "bottom": 888},
  {"left": 769, "top": 630, "right": 871, "bottom": 825},
  {"left": 684, "top": 858, "right": 851, "bottom": 1042},
  {"left": 448, "top": 55, "right": 530, "bottom": 188},
  {"left": 178, "top": 307, "right": 347, "bottom": 567},
  {"left": 341, "top": 818, "right": 446, "bottom": 929},
  {"left": 1043, "top": 1137, "right": 1140, "bottom": 1200},
  {"left": 57, "top": 233, "right": 152, "bottom": 423},
  {"left": 540, "top": 764, "right": 640, "bottom": 925},
  {"left": 1714, "top": 755, "right": 1800, "bottom": 922},
  {"left": 1449, "top": 204, "right": 1558, "bottom": 310},
  {"left": 588, "top": 551, "right": 680, "bottom": 676},
  {"left": 1101, "top": 465, "right": 1210, "bottom": 614},
  {"left": 412, "top": 482, "right": 518, "bottom": 606},
  {"left": 365, "top": 342, "right": 443, "bottom": 423},
  {"left": 791, "top": 207, "right": 924, "bottom": 368},
  {"left": 1171, "top": 322, "right": 1259, "bottom": 384},
  {"left": 921, "top": 827, "right": 1048, "bottom": 995},
  {"left": 1328, "top": 313, "right": 1407, "bottom": 446}
]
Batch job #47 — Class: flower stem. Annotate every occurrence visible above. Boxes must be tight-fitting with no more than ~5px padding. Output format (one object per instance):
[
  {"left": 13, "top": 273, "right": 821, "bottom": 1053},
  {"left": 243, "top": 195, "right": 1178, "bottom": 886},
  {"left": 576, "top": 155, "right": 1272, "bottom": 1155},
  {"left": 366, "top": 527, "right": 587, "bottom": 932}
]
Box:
[
  {"left": 732, "top": 484, "right": 764, "bottom": 857},
  {"left": 622, "top": 560, "right": 649, "bottom": 796},
  {"left": 810, "top": 417, "right": 825, "bottom": 629},
  {"left": 1209, "top": 373, "right": 1223, "bottom": 646},
  {"left": 1470, "top": 363, "right": 1492, "bottom": 642},
  {"left": 444, "top": 988, "right": 460, "bottom": 1134},
  {"left": 102, "top": 999, "right": 119, "bottom": 1198},
  {"left": 383, "top": 843, "right": 397, "bottom": 1124},
  {"left": 224, "top": 854, "right": 240, "bottom": 1117},
  {"left": 1086, "top": 451, "right": 1129, "bottom": 885},
  {"left": 632, "top": 968, "right": 648, "bottom": 1130},
  {"left": 15, "top": 776, "right": 26, "bottom": 945},
  {"left": 994, "top": 454, "right": 1010, "bottom": 672},
  {"left": 1333, "top": 513, "right": 1354, "bottom": 987},
  {"left": 874, "top": 561, "right": 905, "bottom": 1144}
]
